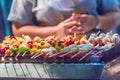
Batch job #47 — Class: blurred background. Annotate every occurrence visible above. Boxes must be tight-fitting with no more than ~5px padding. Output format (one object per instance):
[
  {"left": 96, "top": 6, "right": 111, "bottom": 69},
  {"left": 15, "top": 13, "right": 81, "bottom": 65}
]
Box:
[{"left": 0, "top": 0, "right": 120, "bottom": 41}]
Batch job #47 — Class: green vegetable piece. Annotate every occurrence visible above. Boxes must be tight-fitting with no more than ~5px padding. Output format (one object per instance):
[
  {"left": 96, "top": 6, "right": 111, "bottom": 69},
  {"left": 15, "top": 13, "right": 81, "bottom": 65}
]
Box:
[
  {"left": 40, "top": 38, "right": 45, "bottom": 41},
  {"left": 10, "top": 48, "right": 17, "bottom": 55},
  {"left": 17, "top": 47, "right": 30, "bottom": 54}
]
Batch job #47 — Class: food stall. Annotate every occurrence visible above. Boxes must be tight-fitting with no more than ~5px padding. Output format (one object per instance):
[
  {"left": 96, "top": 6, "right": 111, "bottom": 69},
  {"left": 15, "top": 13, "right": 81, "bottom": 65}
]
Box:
[{"left": 0, "top": 31, "right": 120, "bottom": 80}]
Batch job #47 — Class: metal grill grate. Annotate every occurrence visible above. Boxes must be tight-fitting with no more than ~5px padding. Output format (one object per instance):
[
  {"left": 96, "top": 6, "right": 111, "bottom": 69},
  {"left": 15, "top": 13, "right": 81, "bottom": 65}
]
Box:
[{"left": 0, "top": 63, "right": 104, "bottom": 80}]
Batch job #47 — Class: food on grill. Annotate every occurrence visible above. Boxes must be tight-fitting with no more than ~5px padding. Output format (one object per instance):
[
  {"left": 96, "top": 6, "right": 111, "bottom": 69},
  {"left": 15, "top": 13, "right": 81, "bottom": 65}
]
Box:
[{"left": 0, "top": 32, "right": 120, "bottom": 63}]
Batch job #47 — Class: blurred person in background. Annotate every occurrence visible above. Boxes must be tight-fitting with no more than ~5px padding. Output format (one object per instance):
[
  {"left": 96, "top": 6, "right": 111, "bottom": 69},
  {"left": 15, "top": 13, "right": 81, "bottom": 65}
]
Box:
[
  {"left": 0, "top": 6, "right": 6, "bottom": 42},
  {"left": 8, "top": 0, "right": 120, "bottom": 39},
  {"left": 0, "top": 0, "right": 12, "bottom": 36},
  {"left": 7, "top": 0, "right": 120, "bottom": 80},
  {"left": 116, "top": 0, "right": 120, "bottom": 34}
]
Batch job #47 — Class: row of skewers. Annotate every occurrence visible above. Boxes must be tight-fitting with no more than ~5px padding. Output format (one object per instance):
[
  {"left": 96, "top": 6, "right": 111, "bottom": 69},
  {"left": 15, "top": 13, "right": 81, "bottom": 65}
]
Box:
[{"left": 0, "top": 31, "right": 120, "bottom": 63}]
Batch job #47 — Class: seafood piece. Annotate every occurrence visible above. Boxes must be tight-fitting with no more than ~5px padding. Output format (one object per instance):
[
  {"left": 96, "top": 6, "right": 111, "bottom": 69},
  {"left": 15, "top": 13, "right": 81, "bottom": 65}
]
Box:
[
  {"left": 61, "top": 44, "right": 76, "bottom": 53},
  {"left": 88, "top": 33, "right": 97, "bottom": 45},
  {"left": 102, "top": 31, "right": 113, "bottom": 43},
  {"left": 78, "top": 43, "right": 93, "bottom": 53},
  {"left": 95, "top": 33, "right": 106, "bottom": 46},
  {"left": 111, "top": 33, "right": 120, "bottom": 44},
  {"left": 97, "top": 42, "right": 113, "bottom": 51},
  {"left": 59, "top": 47, "right": 78, "bottom": 58},
  {"left": 71, "top": 44, "right": 93, "bottom": 59},
  {"left": 35, "top": 47, "right": 58, "bottom": 58},
  {"left": 49, "top": 47, "right": 58, "bottom": 54},
  {"left": 99, "top": 33, "right": 106, "bottom": 39}
]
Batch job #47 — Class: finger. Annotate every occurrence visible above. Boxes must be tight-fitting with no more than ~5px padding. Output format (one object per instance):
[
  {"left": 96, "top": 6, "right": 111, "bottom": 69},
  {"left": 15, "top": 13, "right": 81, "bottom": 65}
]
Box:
[
  {"left": 71, "top": 13, "right": 77, "bottom": 19},
  {"left": 71, "top": 26, "right": 82, "bottom": 32},
  {"left": 71, "top": 31, "right": 86, "bottom": 35},
  {"left": 68, "top": 28, "right": 72, "bottom": 33},
  {"left": 65, "top": 21, "right": 80, "bottom": 28},
  {"left": 79, "top": 14, "right": 88, "bottom": 24},
  {"left": 77, "top": 26, "right": 82, "bottom": 30},
  {"left": 72, "top": 13, "right": 80, "bottom": 19},
  {"left": 68, "top": 26, "right": 78, "bottom": 35},
  {"left": 72, "top": 13, "right": 80, "bottom": 17},
  {"left": 70, "top": 25, "right": 77, "bottom": 30},
  {"left": 63, "top": 17, "right": 74, "bottom": 23}
]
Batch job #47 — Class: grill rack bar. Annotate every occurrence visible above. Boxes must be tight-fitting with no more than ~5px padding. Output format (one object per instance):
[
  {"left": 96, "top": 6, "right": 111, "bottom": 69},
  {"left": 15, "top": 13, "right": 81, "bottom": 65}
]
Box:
[
  {"left": 0, "top": 63, "right": 104, "bottom": 80},
  {"left": 0, "top": 50, "right": 103, "bottom": 63}
]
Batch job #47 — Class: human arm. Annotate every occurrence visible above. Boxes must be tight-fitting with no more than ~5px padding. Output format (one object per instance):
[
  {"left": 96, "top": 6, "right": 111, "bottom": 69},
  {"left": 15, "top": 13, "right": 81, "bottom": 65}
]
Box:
[
  {"left": 71, "top": 7, "right": 120, "bottom": 34},
  {"left": 71, "top": 0, "right": 120, "bottom": 34},
  {"left": 8, "top": 0, "right": 82, "bottom": 38},
  {"left": 98, "top": 7, "right": 120, "bottom": 31},
  {"left": 12, "top": 17, "right": 81, "bottom": 38}
]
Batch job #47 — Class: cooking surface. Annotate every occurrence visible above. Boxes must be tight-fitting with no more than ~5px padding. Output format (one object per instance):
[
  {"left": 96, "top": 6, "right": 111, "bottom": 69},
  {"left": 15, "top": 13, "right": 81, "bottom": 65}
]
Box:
[{"left": 0, "top": 63, "right": 104, "bottom": 80}]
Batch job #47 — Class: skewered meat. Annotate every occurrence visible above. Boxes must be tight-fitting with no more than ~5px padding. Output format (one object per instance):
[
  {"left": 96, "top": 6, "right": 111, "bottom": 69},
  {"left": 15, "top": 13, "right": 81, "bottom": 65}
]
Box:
[
  {"left": 111, "top": 33, "right": 120, "bottom": 44},
  {"left": 0, "top": 32, "right": 119, "bottom": 63}
]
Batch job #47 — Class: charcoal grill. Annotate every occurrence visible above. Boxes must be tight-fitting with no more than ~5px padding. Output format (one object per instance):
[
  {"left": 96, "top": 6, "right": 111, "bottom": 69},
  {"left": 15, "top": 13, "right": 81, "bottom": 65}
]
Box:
[{"left": 0, "top": 62, "right": 104, "bottom": 80}]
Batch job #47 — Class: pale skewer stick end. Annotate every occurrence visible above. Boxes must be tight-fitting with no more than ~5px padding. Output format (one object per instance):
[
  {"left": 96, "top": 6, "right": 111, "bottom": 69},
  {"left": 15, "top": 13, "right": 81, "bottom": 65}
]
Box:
[
  {"left": 78, "top": 50, "right": 93, "bottom": 62},
  {"left": 22, "top": 51, "right": 27, "bottom": 57},
  {"left": 96, "top": 31, "right": 101, "bottom": 36},
  {"left": 71, "top": 52, "right": 81, "bottom": 59},
  {"left": 74, "top": 32, "right": 76, "bottom": 37},
  {"left": 15, "top": 52, "right": 21, "bottom": 61},
  {"left": 49, "top": 53, "right": 61, "bottom": 58},
  {"left": 34, "top": 53, "right": 44, "bottom": 59},
  {"left": 59, "top": 52, "right": 71, "bottom": 58},
  {"left": 31, "top": 53, "right": 38, "bottom": 59}
]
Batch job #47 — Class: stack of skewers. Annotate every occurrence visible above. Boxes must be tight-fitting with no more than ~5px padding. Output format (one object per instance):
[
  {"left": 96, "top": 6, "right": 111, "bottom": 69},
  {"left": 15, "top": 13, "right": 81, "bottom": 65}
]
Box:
[{"left": 0, "top": 31, "right": 120, "bottom": 63}]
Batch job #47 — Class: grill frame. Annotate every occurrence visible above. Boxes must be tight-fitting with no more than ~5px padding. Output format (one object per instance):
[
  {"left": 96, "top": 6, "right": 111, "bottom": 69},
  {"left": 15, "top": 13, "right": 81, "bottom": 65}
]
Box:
[{"left": 0, "top": 63, "right": 104, "bottom": 80}]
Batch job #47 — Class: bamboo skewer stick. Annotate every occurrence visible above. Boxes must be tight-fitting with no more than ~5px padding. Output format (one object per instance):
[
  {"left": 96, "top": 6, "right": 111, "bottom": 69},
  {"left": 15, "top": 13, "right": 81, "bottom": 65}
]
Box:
[
  {"left": 15, "top": 52, "right": 21, "bottom": 61},
  {"left": 22, "top": 51, "right": 27, "bottom": 57},
  {"left": 91, "top": 50, "right": 104, "bottom": 57},
  {"left": 34, "top": 53, "right": 44, "bottom": 59},
  {"left": 49, "top": 53, "right": 61, "bottom": 58},
  {"left": 96, "top": 31, "right": 100, "bottom": 36},
  {"left": 10, "top": 53, "right": 14, "bottom": 56},
  {"left": 59, "top": 52, "right": 72, "bottom": 58},
  {"left": 71, "top": 52, "right": 81, "bottom": 59},
  {"left": 30, "top": 52, "right": 34, "bottom": 55},
  {"left": 78, "top": 50, "right": 94, "bottom": 62},
  {"left": 9, "top": 53, "right": 14, "bottom": 62},
  {"left": 31, "top": 53, "right": 38, "bottom": 59}
]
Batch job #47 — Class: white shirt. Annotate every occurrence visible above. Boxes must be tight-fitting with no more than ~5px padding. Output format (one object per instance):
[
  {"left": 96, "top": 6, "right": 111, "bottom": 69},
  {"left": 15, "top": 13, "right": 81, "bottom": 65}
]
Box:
[{"left": 8, "top": 0, "right": 119, "bottom": 26}]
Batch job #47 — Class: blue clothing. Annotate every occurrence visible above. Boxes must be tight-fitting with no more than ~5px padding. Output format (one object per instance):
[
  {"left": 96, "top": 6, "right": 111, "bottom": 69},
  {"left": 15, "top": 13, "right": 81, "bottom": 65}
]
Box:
[
  {"left": 0, "top": 6, "right": 6, "bottom": 42},
  {"left": 0, "top": 0, "right": 12, "bottom": 36},
  {"left": 8, "top": 0, "right": 119, "bottom": 26}
]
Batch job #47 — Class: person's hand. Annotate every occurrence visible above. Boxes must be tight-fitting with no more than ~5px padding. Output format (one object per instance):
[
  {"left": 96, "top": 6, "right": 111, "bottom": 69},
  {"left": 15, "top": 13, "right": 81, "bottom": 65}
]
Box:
[
  {"left": 71, "top": 13, "right": 98, "bottom": 34},
  {"left": 55, "top": 17, "right": 82, "bottom": 37}
]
